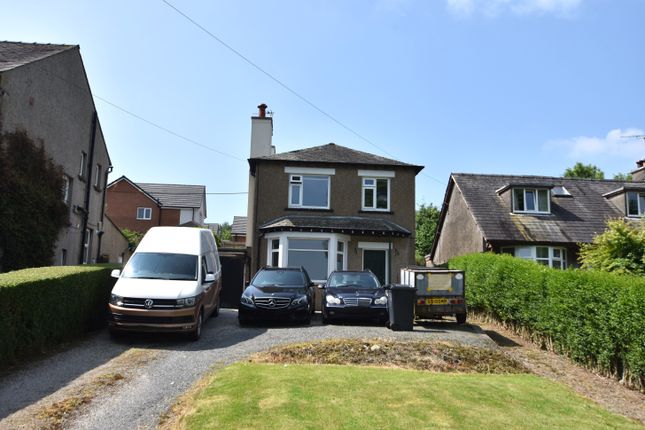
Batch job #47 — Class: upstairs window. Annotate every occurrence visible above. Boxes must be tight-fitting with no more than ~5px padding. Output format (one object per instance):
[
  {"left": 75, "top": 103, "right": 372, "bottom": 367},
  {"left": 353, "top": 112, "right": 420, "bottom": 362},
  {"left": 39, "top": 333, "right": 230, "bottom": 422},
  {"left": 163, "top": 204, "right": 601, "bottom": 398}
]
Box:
[
  {"left": 62, "top": 175, "right": 72, "bottom": 205},
  {"left": 627, "top": 192, "right": 645, "bottom": 217},
  {"left": 362, "top": 178, "right": 389, "bottom": 211},
  {"left": 94, "top": 164, "right": 102, "bottom": 189},
  {"left": 288, "top": 175, "right": 330, "bottom": 209},
  {"left": 136, "top": 207, "right": 152, "bottom": 220},
  {"left": 79, "top": 151, "right": 87, "bottom": 179},
  {"left": 513, "top": 188, "right": 550, "bottom": 214}
]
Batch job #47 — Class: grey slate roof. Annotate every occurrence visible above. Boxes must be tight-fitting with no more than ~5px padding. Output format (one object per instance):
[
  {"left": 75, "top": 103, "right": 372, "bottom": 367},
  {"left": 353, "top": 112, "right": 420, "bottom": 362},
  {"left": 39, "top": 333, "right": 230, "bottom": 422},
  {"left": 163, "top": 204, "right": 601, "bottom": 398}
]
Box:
[
  {"left": 259, "top": 215, "right": 411, "bottom": 237},
  {"left": 137, "top": 182, "right": 205, "bottom": 210},
  {"left": 231, "top": 216, "right": 247, "bottom": 235},
  {"left": 0, "top": 41, "right": 75, "bottom": 72},
  {"left": 251, "top": 143, "right": 423, "bottom": 173},
  {"left": 451, "top": 173, "right": 641, "bottom": 244}
]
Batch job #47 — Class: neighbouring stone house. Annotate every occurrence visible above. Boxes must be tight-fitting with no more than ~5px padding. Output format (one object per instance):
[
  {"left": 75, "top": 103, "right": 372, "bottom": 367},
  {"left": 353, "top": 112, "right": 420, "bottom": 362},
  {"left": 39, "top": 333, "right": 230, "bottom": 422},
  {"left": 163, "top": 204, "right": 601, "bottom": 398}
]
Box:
[
  {"left": 0, "top": 41, "right": 114, "bottom": 265},
  {"left": 429, "top": 161, "right": 645, "bottom": 267},
  {"left": 245, "top": 104, "right": 423, "bottom": 284}
]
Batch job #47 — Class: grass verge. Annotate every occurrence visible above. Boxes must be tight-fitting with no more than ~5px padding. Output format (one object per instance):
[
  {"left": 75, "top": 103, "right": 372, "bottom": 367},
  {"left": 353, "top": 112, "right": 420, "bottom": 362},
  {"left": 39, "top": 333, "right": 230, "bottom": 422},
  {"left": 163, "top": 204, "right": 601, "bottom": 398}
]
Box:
[
  {"left": 173, "top": 362, "right": 643, "bottom": 430},
  {"left": 163, "top": 340, "right": 642, "bottom": 430}
]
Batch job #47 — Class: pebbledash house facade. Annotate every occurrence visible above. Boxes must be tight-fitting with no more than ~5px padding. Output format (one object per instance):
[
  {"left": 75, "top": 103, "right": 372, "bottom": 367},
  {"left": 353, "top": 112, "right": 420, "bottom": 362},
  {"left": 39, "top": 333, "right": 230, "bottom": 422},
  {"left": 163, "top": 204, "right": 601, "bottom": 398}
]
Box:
[
  {"left": 429, "top": 162, "right": 645, "bottom": 268},
  {"left": 245, "top": 105, "right": 423, "bottom": 284}
]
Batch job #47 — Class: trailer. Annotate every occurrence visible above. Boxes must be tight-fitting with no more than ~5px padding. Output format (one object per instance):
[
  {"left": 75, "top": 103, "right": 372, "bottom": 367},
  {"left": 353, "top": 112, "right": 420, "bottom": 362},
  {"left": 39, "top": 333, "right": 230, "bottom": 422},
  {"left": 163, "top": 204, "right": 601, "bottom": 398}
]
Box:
[{"left": 400, "top": 267, "right": 467, "bottom": 324}]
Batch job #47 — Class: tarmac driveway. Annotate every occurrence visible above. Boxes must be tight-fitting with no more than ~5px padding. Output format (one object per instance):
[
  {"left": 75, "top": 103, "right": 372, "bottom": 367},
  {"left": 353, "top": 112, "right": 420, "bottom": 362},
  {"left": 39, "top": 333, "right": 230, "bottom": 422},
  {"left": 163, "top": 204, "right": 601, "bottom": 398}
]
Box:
[{"left": 0, "top": 309, "right": 495, "bottom": 430}]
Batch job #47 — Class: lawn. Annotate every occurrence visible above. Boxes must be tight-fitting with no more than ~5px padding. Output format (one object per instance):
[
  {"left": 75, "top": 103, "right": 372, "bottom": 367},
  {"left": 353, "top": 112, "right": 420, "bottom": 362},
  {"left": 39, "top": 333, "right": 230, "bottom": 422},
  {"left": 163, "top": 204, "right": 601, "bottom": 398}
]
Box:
[{"left": 176, "top": 363, "right": 642, "bottom": 430}]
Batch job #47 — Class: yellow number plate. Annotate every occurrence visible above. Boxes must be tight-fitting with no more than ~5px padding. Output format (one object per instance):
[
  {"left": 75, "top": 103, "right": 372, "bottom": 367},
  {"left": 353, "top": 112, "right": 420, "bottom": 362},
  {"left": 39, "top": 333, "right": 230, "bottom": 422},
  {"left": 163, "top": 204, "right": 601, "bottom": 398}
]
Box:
[{"left": 426, "top": 298, "right": 448, "bottom": 305}]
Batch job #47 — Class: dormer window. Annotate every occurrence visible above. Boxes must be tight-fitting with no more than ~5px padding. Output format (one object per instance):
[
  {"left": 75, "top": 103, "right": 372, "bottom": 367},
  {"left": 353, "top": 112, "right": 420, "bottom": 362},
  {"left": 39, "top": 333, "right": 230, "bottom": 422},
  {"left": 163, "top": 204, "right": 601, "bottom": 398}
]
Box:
[
  {"left": 513, "top": 188, "right": 550, "bottom": 214},
  {"left": 627, "top": 192, "right": 645, "bottom": 217}
]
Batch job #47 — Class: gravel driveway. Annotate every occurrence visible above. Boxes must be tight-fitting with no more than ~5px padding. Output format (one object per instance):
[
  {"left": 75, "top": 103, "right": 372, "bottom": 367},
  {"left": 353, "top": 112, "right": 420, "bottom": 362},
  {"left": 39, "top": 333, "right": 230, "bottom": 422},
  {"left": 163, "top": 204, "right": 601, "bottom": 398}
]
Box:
[{"left": 0, "top": 309, "right": 494, "bottom": 429}]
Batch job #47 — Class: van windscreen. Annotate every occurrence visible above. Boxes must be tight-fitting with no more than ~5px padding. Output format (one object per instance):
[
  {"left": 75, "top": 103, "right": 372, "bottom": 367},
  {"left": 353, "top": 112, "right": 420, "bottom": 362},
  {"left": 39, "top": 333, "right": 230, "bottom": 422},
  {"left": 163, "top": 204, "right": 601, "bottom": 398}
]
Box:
[{"left": 123, "top": 253, "right": 198, "bottom": 281}]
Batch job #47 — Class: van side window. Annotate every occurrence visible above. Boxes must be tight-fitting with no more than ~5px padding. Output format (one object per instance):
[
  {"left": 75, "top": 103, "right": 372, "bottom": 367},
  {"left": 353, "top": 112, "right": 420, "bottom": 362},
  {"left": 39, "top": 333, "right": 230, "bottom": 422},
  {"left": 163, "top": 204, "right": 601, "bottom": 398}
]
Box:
[
  {"left": 212, "top": 249, "right": 221, "bottom": 273},
  {"left": 201, "top": 256, "right": 209, "bottom": 283}
]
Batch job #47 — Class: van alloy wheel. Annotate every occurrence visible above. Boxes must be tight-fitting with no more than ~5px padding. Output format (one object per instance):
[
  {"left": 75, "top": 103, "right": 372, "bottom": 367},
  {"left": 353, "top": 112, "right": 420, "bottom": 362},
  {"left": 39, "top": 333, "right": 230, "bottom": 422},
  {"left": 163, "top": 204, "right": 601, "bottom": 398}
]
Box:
[
  {"left": 190, "top": 309, "right": 203, "bottom": 341},
  {"left": 211, "top": 296, "right": 220, "bottom": 318}
]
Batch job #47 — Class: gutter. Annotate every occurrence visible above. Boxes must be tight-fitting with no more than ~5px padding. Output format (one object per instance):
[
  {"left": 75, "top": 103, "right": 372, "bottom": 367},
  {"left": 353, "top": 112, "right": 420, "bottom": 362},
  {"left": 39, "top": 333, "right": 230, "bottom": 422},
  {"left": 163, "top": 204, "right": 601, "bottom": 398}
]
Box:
[{"left": 79, "top": 111, "right": 97, "bottom": 264}]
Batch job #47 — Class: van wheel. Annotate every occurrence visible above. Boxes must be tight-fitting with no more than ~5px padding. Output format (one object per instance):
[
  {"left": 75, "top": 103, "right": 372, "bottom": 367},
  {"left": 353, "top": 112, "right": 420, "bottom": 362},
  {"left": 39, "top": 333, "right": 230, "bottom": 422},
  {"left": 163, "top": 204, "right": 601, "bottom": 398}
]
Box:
[
  {"left": 211, "top": 296, "right": 220, "bottom": 318},
  {"left": 456, "top": 313, "right": 467, "bottom": 324},
  {"left": 189, "top": 309, "right": 203, "bottom": 341}
]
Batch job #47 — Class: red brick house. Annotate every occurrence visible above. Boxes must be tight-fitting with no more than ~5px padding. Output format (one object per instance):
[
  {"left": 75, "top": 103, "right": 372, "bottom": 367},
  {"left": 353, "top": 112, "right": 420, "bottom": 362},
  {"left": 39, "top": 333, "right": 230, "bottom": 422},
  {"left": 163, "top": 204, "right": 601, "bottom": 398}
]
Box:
[{"left": 106, "top": 176, "right": 206, "bottom": 233}]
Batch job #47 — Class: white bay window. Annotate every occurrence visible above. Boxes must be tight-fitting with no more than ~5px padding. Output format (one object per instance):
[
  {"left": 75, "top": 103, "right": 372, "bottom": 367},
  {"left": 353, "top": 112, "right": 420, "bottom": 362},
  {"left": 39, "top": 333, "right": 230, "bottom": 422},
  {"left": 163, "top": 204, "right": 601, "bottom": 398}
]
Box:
[{"left": 265, "top": 232, "right": 348, "bottom": 282}]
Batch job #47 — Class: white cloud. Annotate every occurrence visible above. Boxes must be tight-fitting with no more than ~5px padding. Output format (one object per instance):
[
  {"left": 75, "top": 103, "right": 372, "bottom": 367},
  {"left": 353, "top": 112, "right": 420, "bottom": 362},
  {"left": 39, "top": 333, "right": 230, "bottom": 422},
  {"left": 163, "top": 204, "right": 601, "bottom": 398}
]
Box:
[
  {"left": 446, "top": 0, "right": 582, "bottom": 17},
  {"left": 545, "top": 128, "right": 645, "bottom": 160}
]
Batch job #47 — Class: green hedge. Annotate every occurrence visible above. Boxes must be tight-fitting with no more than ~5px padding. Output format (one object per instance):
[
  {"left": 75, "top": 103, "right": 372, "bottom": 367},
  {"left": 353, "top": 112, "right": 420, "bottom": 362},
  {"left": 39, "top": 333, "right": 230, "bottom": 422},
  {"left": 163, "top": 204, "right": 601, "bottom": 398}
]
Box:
[
  {"left": 449, "top": 253, "right": 645, "bottom": 391},
  {"left": 0, "top": 265, "right": 117, "bottom": 369}
]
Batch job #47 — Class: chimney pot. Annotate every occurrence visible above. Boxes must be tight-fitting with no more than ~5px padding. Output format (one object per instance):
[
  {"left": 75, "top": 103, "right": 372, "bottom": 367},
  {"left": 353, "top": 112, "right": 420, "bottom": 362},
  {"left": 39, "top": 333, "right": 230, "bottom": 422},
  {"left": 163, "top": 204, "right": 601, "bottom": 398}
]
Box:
[{"left": 258, "top": 103, "right": 268, "bottom": 118}]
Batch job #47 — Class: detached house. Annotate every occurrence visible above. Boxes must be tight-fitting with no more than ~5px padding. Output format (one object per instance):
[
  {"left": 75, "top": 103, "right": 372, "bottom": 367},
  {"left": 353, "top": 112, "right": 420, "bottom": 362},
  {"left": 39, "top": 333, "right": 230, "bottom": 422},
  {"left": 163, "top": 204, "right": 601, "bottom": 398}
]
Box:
[
  {"left": 245, "top": 104, "right": 423, "bottom": 284},
  {"left": 106, "top": 176, "right": 206, "bottom": 234},
  {"left": 430, "top": 161, "right": 645, "bottom": 267},
  {"left": 0, "top": 41, "right": 113, "bottom": 265}
]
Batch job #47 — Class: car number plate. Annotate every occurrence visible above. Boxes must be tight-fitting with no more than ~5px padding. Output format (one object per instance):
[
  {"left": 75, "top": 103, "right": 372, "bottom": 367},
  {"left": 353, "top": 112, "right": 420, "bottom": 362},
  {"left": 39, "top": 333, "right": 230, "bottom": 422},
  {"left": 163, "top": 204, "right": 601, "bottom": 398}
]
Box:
[{"left": 426, "top": 298, "right": 448, "bottom": 305}]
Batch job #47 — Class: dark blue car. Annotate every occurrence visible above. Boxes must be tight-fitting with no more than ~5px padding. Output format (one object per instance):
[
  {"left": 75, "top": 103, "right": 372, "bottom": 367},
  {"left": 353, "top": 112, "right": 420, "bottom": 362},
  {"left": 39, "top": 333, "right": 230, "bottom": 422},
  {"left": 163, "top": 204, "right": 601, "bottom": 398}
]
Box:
[{"left": 321, "top": 270, "right": 388, "bottom": 324}]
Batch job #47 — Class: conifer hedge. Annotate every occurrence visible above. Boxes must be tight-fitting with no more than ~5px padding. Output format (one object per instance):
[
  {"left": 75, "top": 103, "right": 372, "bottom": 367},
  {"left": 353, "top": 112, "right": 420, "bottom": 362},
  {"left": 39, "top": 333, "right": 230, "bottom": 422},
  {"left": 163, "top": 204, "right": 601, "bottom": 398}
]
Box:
[
  {"left": 449, "top": 253, "right": 645, "bottom": 391},
  {"left": 0, "top": 265, "right": 116, "bottom": 369}
]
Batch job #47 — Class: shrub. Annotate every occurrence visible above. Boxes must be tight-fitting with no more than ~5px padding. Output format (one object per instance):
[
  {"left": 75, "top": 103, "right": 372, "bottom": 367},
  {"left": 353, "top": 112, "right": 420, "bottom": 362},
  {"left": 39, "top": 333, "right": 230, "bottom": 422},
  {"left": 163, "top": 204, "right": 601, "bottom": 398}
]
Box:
[
  {"left": 449, "top": 253, "right": 645, "bottom": 391},
  {"left": 578, "top": 218, "right": 645, "bottom": 275},
  {"left": 0, "top": 265, "right": 117, "bottom": 369},
  {"left": 0, "top": 130, "right": 69, "bottom": 271}
]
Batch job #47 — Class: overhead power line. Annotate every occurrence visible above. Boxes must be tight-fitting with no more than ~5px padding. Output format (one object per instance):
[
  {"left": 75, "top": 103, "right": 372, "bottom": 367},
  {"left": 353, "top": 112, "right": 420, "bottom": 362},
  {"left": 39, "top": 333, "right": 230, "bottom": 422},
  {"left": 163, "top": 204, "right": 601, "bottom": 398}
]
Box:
[
  {"left": 160, "top": 0, "right": 446, "bottom": 187},
  {"left": 38, "top": 66, "right": 245, "bottom": 163}
]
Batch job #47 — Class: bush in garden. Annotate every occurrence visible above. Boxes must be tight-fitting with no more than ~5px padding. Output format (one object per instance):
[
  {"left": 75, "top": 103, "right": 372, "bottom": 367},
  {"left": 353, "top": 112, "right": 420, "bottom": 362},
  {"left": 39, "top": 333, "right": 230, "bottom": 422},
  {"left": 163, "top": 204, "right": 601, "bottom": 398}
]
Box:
[{"left": 449, "top": 253, "right": 645, "bottom": 391}]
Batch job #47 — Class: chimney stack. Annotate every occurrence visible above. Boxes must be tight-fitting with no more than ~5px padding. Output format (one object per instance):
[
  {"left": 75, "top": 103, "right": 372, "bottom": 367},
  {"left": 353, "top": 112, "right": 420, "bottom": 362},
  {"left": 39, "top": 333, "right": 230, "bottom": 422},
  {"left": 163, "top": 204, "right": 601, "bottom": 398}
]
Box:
[
  {"left": 250, "top": 103, "right": 273, "bottom": 158},
  {"left": 631, "top": 159, "right": 645, "bottom": 182},
  {"left": 258, "top": 103, "right": 267, "bottom": 118}
]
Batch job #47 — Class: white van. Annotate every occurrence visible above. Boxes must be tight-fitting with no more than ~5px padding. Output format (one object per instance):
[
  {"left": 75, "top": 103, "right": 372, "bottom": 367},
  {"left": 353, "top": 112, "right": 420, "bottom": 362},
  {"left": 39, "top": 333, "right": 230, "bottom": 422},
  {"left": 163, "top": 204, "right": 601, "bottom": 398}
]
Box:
[{"left": 108, "top": 227, "right": 222, "bottom": 340}]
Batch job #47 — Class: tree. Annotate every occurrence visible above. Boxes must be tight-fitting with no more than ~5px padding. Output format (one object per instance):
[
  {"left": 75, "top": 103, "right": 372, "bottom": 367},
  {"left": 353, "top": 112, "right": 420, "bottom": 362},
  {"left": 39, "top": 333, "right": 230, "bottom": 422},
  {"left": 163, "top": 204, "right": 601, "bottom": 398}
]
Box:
[
  {"left": 578, "top": 218, "right": 645, "bottom": 275},
  {"left": 214, "top": 222, "right": 232, "bottom": 246},
  {"left": 415, "top": 203, "right": 441, "bottom": 263},
  {"left": 613, "top": 172, "right": 633, "bottom": 181},
  {"left": 563, "top": 162, "right": 605, "bottom": 179},
  {"left": 0, "top": 130, "right": 69, "bottom": 271},
  {"left": 122, "top": 229, "right": 144, "bottom": 250}
]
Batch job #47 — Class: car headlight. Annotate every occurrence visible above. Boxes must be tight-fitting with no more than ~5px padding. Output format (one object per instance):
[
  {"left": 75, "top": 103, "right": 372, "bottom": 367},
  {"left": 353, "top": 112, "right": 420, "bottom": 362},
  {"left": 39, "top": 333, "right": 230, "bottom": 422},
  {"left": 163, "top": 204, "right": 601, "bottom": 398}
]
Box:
[
  {"left": 240, "top": 294, "right": 254, "bottom": 305},
  {"left": 292, "top": 295, "right": 308, "bottom": 306},
  {"left": 374, "top": 296, "right": 387, "bottom": 305},
  {"left": 110, "top": 294, "right": 124, "bottom": 306},
  {"left": 326, "top": 294, "right": 341, "bottom": 305},
  {"left": 176, "top": 295, "right": 199, "bottom": 308}
]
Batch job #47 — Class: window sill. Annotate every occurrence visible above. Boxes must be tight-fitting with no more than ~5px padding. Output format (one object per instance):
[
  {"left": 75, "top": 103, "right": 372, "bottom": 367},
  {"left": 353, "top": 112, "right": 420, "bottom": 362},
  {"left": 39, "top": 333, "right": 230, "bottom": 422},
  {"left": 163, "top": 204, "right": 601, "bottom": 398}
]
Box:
[
  {"left": 285, "top": 207, "right": 333, "bottom": 212},
  {"left": 511, "top": 211, "right": 552, "bottom": 216},
  {"left": 94, "top": 185, "right": 102, "bottom": 192},
  {"left": 77, "top": 175, "right": 86, "bottom": 182},
  {"left": 359, "top": 209, "right": 393, "bottom": 214}
]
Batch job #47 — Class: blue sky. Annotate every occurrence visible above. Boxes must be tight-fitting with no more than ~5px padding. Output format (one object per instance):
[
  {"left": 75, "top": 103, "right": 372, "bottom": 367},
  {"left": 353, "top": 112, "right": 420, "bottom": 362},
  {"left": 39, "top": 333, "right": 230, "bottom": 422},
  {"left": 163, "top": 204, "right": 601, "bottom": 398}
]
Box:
[{"left": 4, "top": 0, "right": 644, "bottom": 223}]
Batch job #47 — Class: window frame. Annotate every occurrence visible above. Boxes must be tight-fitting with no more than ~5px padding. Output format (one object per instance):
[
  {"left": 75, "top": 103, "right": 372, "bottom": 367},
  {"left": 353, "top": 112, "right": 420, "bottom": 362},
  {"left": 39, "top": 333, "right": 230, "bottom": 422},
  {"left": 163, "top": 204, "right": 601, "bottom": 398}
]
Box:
[
  {"left": 288, "top": 174, "right": 330, "bottom": 209},
  {"left": 512, "top": 188, "right": 551, "bottom": 214},
  {"left": 506, "top": 245, "right": 567, "bottom": 269},
  {"left": 626, "top": 191, "right": 645, "bottom": 217},
  {"left": 361, "top": 177, "right": 390, "bottom": 211},
  {"left": 62, "top": 175, "right": 72, "bottom": 205},
  {"left": 136, "top": 207, "right": 152, "bottom": 220},
  {"left": 94, "top": 163, "right": 102, "bottom": 190},
  {"left": 78, "top": 151, "right": 87, "bottom": 180},
  {"left": 264, "top": 232, "right": 348, "bottom": 282}
]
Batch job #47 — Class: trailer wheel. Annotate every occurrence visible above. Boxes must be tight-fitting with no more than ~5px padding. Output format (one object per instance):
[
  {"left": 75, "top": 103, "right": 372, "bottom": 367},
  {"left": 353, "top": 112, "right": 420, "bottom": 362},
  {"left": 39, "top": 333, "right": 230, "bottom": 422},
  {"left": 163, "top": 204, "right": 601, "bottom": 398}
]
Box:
[{"left": 456, "top": 313, "right": 467, "bottom": 324}]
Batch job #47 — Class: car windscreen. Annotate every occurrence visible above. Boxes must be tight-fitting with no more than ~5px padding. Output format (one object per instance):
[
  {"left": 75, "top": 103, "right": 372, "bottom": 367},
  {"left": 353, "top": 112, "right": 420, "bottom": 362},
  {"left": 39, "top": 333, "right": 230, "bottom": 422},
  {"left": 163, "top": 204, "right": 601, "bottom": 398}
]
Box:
[
  {"left": 122, "top": 252, "right": 198, "bottom": 281},
  {"left": 328, "top": 272, "right": 380, "bottom": 289},
  {"left": 252, "top": 270, "right": 305, "bottom": 287}
]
